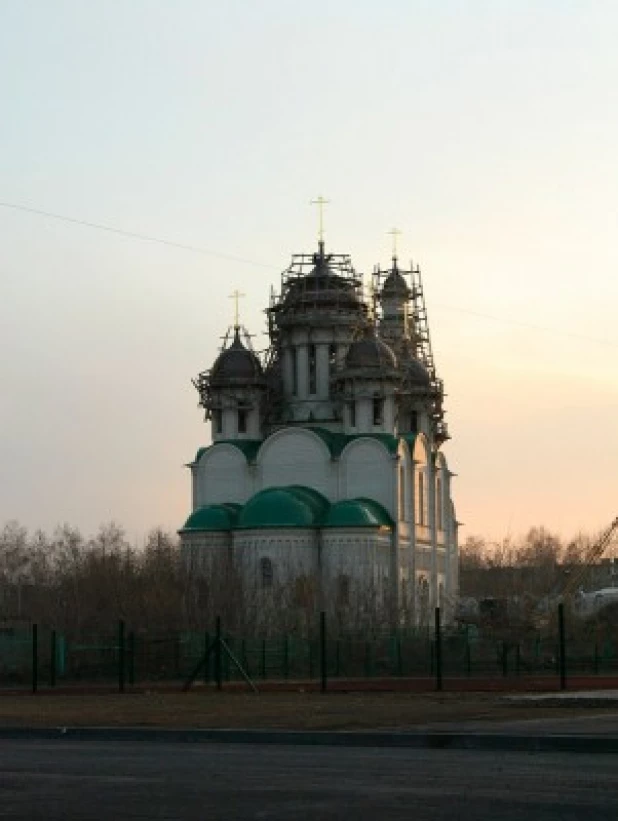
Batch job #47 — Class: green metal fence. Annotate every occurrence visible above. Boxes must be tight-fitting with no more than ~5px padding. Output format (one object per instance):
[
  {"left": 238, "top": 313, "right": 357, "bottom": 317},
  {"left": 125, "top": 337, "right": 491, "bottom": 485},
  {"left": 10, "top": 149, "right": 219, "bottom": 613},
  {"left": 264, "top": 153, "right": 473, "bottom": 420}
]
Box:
[{"left": 1, "top": 609, "right": 617, "bottom": 691}]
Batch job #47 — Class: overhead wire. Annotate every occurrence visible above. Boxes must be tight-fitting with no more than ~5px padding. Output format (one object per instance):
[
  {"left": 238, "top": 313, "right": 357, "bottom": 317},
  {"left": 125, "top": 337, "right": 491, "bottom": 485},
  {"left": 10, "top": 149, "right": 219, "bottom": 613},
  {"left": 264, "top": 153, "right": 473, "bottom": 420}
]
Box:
[{"left": 1, "top": 199, "right": 616, "bottom": 349}]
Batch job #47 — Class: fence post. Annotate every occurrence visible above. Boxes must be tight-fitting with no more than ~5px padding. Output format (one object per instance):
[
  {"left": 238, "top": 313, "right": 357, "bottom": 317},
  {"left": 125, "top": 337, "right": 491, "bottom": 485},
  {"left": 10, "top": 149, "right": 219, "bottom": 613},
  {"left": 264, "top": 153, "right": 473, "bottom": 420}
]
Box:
[
  {"left": 203, "top": 632, "right": 210, "bottom": 684},
  {"left": 118, "top": 620, "right": 126, "bottom": 693},
  {"left": 283, "top": 635, "right": 289, "bottom": 680},
  {"left": 49, "top": 630, "right": 57, "bottom": 688},
  {"left": 214, "top": 616, "right": 222, "bottom": 691},
  {"left": 128, "top": 631, "right": 135, "bottom": 687},
  {"left": 558, "top": 603, "right": 567, "bottom": 691},
  {"left": 319, "top": 611, "right": 327, "bottom": 693},
  {"left": 501, "top": 641, "right": 509, "bottom": 677},
  {"left": 434, "top": 607, "right": 443, "bottom": 692},
  {"left": 31, "top": 624, "right": 38, "bottom": 694}
]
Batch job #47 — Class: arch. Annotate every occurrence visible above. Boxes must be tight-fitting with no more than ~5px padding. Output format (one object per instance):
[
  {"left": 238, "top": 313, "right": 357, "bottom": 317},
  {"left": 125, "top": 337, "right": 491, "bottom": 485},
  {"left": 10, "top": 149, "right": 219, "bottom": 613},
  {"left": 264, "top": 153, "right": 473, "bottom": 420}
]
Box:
[
  {"left": 412, "top": 433, "right": 430, "bottom": 528},
  {"left": 397, "top": 439, "right": 413, "bottom": 522},
  {"left": 339, "top": 437, "right": 393, "bottom": 515},
  {"left": 257, "top": 428, "right": 333, "bottom": 496},
  {"left": 196, "top": 443, "right": 251, "bottom": 506}
]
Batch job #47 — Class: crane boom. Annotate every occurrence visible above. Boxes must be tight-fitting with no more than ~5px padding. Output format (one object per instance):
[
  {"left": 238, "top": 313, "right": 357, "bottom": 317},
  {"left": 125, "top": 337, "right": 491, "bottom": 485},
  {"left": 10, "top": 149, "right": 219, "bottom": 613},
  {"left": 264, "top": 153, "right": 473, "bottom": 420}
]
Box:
[{"left": 561, "top": 516, "right": 618, "bottom": 601}]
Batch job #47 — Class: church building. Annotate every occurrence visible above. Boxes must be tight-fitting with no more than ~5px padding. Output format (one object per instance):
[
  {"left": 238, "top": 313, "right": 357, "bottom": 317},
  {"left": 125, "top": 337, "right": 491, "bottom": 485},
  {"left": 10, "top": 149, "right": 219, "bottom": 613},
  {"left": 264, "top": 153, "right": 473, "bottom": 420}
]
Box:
[{"left": 180, "top": 226, "right": 459, "bottom": 628}]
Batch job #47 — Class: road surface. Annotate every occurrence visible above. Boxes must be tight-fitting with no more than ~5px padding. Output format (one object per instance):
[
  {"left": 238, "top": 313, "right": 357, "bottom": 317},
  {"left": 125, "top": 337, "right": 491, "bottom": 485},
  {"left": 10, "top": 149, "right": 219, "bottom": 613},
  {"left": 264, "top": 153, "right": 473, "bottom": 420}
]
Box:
[{"left": 0, "top": 740, "right": 617, "bottom": 819}]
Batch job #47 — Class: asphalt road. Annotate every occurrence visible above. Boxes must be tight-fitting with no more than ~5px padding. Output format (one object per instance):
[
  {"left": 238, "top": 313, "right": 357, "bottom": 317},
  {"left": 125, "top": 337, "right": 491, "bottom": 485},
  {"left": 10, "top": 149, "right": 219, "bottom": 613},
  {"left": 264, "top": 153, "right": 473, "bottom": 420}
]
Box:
[{"left": 1, "top": 740, "right": 617, "bottom": 820}]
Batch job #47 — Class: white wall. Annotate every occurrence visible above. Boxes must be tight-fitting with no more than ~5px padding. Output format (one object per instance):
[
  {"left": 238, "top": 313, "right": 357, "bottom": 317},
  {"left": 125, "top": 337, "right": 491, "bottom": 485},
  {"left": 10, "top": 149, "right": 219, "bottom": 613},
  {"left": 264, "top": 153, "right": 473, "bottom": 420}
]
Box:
[
  {"left": 257, "top": 428, "right": 335, "bottom": 498},
  {"left": 195, "top": 444, "right": 252, "bottom": 507},
  {"left": 339, "top": 438, "right": 394, "bottom": 515}
]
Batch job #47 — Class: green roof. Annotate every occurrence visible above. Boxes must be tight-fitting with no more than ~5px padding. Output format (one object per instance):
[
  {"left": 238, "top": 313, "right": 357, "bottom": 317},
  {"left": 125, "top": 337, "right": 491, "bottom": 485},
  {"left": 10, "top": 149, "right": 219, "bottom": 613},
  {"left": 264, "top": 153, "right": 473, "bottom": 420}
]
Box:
[
  {"left": 237, "top": 486, "right": 330, "bottom": 529},
  {"left": 191, "top": 439, "right": 262, "bottom": 466},
  {"left": 179, "top": 503, "right": 241, "bottom": 532},
  {"left": 323, "top": 498, "right": 394, "bottom": 529}
]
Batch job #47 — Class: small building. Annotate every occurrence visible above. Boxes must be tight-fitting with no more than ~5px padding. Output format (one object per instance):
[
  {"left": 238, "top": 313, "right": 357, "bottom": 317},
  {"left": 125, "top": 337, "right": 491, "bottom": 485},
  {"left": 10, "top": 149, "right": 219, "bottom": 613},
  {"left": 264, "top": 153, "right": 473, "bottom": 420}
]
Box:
[{"left": 180, "top": 237, "right": 459, "bottom": 629}]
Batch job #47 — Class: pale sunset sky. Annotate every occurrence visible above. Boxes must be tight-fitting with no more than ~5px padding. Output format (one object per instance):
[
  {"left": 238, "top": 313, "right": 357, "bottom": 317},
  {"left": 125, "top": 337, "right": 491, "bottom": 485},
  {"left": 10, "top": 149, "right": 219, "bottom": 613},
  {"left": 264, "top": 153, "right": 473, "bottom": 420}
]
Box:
[{"left": 1, "top": 1, "right": 616, "bottom": 544}]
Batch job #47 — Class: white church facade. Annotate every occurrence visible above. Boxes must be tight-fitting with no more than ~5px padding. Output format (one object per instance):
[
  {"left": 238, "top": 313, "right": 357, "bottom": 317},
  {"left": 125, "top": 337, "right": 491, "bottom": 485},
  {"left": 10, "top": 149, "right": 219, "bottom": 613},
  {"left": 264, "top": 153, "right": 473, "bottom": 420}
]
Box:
[{"left": 180, "top": 236, "right": 459, "bottom": 628}]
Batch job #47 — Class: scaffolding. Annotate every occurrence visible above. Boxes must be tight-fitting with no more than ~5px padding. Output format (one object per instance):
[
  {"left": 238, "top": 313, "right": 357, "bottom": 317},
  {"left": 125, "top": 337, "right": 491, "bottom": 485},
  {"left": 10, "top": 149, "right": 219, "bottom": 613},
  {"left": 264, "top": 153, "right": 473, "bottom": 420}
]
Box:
[{"left": 373, "top": 259, "right": 449, "bottom": 445}]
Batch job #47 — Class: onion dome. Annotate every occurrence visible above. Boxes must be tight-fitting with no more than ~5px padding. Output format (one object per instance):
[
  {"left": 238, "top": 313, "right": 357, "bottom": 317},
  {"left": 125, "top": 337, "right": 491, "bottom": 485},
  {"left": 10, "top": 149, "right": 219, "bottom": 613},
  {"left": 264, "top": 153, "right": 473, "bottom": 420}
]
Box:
[
  {"left": 405, "top": 357, "right": 431, "bottom": 387},
  {"left": 397, "top": 338, "right": 431, "bottom": 387},
  {"left": 345, "top": 332, "right": 397, "bottom": 371},
  {"left": 282, "top": 252, "right": 363, "bottom": 314},
  {"left": 381, "top": 267, "right": 410, "bottom": 299},
  {"left": 210, "top": 328, "right": 263, "bottom": 385}
]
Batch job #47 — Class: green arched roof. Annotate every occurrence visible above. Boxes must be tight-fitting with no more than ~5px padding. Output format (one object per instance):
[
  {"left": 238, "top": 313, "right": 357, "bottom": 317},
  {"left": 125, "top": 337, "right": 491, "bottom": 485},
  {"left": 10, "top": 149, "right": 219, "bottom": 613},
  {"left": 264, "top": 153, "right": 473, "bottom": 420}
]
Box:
[
  {"left": 237, "top": 486, "right": 330, "bottom": 530},
  {"left": 179, "top": 503, "right": 241, "bottom": 532},
  {"left": 323, "top": 498, "right": 393, "bottom": 529}
]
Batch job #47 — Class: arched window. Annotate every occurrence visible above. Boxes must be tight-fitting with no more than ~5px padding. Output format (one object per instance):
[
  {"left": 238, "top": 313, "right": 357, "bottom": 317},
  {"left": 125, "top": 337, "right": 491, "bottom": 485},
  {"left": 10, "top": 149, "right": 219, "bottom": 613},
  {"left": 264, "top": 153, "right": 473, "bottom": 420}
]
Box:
[
  {"left": 260, "top": 557, "right": 273, "bottom": 589},
  {"left": 398, "top": 465, "right": 406, "bottom": 520},
  {"left": 372, "top": 396, "right": 383, "bottom": 426},
  {"left": 337, "top": 574, "right": 350, "bottom": 606},
  {"left": 418, "top": 472, "right": 425, "bottom": 525},
  {"left": 418, "top": 576, "right": 430, "bottom": 626},
  {"left": 349, "top": 400, "right": 356, "bottom": 428},
  {"left": 292, "top": 348, "right": 298, "bottom": 395},
  {"left": 237, "top": 408, "right": 247, "bottom": 434},
  {"left": 308, "top": 344, "right": 317, "bottom": 395}
]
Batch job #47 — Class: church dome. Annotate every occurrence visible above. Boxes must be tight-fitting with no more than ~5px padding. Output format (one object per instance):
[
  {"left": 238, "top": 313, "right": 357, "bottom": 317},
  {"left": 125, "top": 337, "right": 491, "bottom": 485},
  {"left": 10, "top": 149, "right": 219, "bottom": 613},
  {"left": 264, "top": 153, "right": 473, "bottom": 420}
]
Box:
[
  {"left": 381, "top": 268, "right": 410, "bottom": 299},
  {"left": 210, "top": 329, "right": 263, "bottom": 384},
  {"left": 238, "top": 486, "right": 329, "bottom": 529},
  {"left": 179, "top": 503, "right": 241, "bottom": 532},
  {"left": 405, "top": 357, "right": 431, "bottom": 387},
  {"left": 282, "top": 254, "right": 363, "bottom": 315},
  {"left": 345, "top": 334, "right": 397, "bottom": 370},
  {"left": 323, "top": 498, "right": 393, "bottom": 529}
]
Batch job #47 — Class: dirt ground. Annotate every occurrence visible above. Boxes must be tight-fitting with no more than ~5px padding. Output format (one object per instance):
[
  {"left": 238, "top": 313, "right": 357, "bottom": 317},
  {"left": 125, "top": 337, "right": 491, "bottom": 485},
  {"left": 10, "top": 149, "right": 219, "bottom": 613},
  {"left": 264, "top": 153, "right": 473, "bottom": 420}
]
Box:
[{"left": 0, "top": 690, "right": 616, "bottom": 730}]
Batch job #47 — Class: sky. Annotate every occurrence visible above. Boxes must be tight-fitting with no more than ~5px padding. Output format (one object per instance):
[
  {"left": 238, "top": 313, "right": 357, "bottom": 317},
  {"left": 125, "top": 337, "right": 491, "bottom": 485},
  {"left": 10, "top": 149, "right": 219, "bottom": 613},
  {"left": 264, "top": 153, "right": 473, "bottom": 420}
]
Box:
[{"left": 0, "top": 0, "right": 617, "bottom": 545}]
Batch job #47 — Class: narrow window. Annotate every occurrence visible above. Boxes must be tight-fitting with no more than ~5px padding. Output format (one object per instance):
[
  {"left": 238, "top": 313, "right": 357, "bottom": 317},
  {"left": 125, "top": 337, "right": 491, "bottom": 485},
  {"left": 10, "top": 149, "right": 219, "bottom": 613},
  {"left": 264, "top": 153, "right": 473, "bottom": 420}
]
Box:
[
  {"left": 308, "top": 343, "right": 317, "bottom": 394},
  {"left": 260, "top": 557, "right": 273, "bottom": 589},
  {"left": 213, "top": 409, "right": 222, "bottom": 434},
  {"left": 349, "top": 401, "right": 356, "bottom": 428},
  {"left": 418, "top": 472, "right": 425, "bottom": 525},
  {"left": 337, "top": 575, "right": 350, "bottom": 605},
  {"left": 372, "top": 397, "right": 383, "bottom": 426},
  {"left": 409, "top": 411, "right": 418, "bottom": 432},
  {"left": 292, "top": 348, "right": 298, "bottom": 395},
  {"left": 399, "top": 465, "right": 405, "bottom": 520},
  {"left": 237, "top": 409, "right": 247, "bottom": 434},
  {"left": 328, "top": 343, "right": 337, "bottom": 378},
  {"left": 436, "top": 477, "right": 443, "bottom": 531}
]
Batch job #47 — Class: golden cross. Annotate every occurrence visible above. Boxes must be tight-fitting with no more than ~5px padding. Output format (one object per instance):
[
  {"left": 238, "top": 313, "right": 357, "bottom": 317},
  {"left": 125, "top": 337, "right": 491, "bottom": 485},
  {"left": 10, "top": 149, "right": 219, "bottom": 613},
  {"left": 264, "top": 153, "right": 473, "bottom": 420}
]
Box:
[
  {"left": 310, "top": 196, "right": 330, "bottom": 243},
  {"left": 229, "top": 289, "right": 245, "bottom": 327},
  {"left": 387, "top": 227, "right": 402, "bottom": 259}
]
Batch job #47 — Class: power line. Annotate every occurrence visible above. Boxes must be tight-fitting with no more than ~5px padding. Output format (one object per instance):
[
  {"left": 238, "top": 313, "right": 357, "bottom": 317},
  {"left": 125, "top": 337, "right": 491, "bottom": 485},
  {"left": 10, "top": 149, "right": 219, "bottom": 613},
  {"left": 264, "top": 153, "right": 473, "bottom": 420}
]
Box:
[
  {"left": 0, "top": 200, "right": 274, "bottom": 270},
  {"left": 435, "top": 303, "right": 618, "bottom": 349},
  {"left": 2, "top": 199, "right": 616, "bottom": 349}
]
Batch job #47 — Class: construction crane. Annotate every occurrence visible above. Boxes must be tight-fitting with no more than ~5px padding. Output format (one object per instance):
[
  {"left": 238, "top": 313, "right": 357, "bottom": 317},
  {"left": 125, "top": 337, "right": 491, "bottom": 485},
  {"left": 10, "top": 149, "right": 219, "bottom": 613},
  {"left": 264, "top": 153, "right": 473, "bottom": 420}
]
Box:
[{"left": 560, "top": 516, "right": 618, "bottom": 603}]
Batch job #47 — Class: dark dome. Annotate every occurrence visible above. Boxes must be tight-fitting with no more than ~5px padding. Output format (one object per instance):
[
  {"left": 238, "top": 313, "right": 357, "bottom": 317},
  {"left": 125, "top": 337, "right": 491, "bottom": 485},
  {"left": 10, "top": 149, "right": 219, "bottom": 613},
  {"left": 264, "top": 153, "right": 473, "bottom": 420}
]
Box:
[
  {"left": 405, "top": 357, "right": 431, "bottom": 387},
  {"left": 282, "top": 255, "right": 363, "bottom": 315},
  {"left": 211, "top": 330, "right": 263, "bottom": 383},
  {"left": 381, "top": 268, "right": 410, "bottom": 299},
  {"left": 398, "top": 338, "right": 431, "bottom": 387},
  {"left": 345, "top": 335, "right": 397, "bottom": 370}
]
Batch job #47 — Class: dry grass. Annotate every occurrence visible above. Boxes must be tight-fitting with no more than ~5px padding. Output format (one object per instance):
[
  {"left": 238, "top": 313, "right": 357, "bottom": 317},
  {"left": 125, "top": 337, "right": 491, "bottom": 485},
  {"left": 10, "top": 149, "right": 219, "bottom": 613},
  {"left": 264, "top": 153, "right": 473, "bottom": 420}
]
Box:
[{"left": 0, "top": 691, "right": 613, "bottom": 730}]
